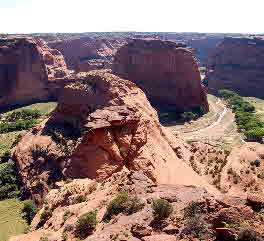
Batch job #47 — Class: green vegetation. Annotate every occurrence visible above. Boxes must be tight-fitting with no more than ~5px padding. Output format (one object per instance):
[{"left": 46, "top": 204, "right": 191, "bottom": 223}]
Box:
[
  {"left": 72, "top": 195, "right": 87, "bottom": 204},
  {"left": 106, "top": 193, "right": 145, "bottom": 219},
  {"left": 75, "top": 211, "right": 97, "bottom": 238},
  {"left": 218, "top": 89, "right": 264, "bottom": 142},
  {"left": 39, "top": 206, "right": 53, "bottom": 227},
  {"left": 0, "top": 119, "right": 39, "bottom": 134},
  {"left": 5, "top": 109, "right": 41, "bottom": 121},
  {"left": 22, "top": 200, "right": 38, "bottom": 224},
  {"left": 199, "top": 66, "right": 207, "bottom": 73},
  {"left": 63, "top": 210, "right": 74, "bottom": 222},
  {"left": 151, "top": 199, "right": 173, "bottom": 221},
  {"left": 0, "top": 199, "right": 28, "bottom": 241},
  {"left": 184, "top": 201, "right": 202, "bottom": 218},
  {"left": 0, "top": 102, "right": 57, "bottom": 155},
  {"left": 0, "top": 160, "right": 21, "bottom": 200},
  {"left": 181, "top": 112, "right": 197, "bottom": 121}
]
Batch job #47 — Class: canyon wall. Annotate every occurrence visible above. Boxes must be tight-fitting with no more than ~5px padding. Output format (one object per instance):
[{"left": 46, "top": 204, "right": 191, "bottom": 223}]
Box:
[
  {"left": 0, "top": 38, "right": 69, "bottom": 107},
  {"left": 48, "top": 36, "right": 126, "bottom": 71},
  {"left": 113, "top": 39, "right": 209, "bottom": 112},
  {"left": 205, "top": 37, "right": 264, "bottom": 98}
]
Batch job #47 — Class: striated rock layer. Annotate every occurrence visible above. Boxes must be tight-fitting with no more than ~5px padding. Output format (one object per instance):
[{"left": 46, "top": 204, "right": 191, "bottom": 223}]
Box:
[
  {"left": 0, "top": 38, "right": 70, "bottom": 107},
  {"left": 113, "top": 38, "right": 209, "bottom": 112},
  {"left": 14, "top": 71, "right": 214, "bottom": 204},
  {"left": 48, "top": 36, "right": 126, "bottom": 71},
  {"left": 205, "top": 36, "right": 264, "bottom": 98}
]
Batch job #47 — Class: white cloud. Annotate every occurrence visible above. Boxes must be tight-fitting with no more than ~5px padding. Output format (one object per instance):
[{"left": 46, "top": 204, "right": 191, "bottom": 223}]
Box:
[{"left": 0, "top": 0, "right": 263, "bottom": 34}]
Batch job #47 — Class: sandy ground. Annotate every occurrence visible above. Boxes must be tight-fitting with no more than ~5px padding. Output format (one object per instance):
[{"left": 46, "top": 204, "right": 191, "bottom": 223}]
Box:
[{"left": 166, "top": 95, "right": 244, "bottom": 148}]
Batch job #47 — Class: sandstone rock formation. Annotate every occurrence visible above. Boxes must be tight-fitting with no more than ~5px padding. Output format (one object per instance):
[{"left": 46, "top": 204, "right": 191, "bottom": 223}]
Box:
[
  {"left": 0, "top": 38, "right": 70, "bottom": 107},
  {"left": 11, "top": 171, "right": 264, "bottom": 241},
  {"left": 14, "top": 70, "right": 214, "bottom": 204},
  {"left": 205, "top": 37, "right": 264, "bottom": 98},
  {"left": 113, "top": 39, "right": 209, "bottom": 112},
  {"left": 48, "top": 36, "right": 126, "bottom": 71}
]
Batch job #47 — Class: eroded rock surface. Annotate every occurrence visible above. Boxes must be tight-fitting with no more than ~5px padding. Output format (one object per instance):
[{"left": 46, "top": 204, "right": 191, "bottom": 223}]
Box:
[
  {"left": 0, "top": 38, "right": 70, "bottom": 107},
  {"left": 11, "top": 171, "right": 264, "bottom": 241},
  {"left": 113, "top": 38, "right": 209, "bottom": 112},
  {"left": 205, "top": 36, "right": 264, "bottom": 98},
  {"left": 48, "top": 36, "right": 126, "bottom": 71},
  {"left": 14, "top": 71, "right": 215, "bottom": 204}
]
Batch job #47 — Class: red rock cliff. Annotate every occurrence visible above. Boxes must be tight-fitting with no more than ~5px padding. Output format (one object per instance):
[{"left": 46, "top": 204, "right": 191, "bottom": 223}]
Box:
[
  {"left": 48, "top": 36, "right": 126, "bottom": 71},
  {"left": 0, "top": 38, "right": 69, "bottom": 107},
  {"left": 205, "top": 36, "right": 264, "bottom": 97},
  {"left": 113, "top": 39, "right": 209, "bottom": 112},
  {"left": 13, "top": 71, "right": 213, "bottom": 204}
]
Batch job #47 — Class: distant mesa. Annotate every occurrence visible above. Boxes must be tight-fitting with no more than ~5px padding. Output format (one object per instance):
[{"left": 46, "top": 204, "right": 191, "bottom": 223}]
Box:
[
  {"left": 205, "top": 36, "right": 264, "bottom": 98},
  {"left": 0, "top": 38, "right": 70, "bottom": 108},
  {"left": 113, "top": 38, "right": 209, "bottom": 113}
]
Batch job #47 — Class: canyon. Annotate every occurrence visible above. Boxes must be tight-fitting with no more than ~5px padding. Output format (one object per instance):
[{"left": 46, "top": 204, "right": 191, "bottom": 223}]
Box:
[
  {"left": 0, "top": 38, "right": 70, "bottom": 108},
  {"left": 205, "top": 36, "right": 264, "bottom": 98},
  {"left": 0, "top": 33, "right": 264, "bottom": 240}
]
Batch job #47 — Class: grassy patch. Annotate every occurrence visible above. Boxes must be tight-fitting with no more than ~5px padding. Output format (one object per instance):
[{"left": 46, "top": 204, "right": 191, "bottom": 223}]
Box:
[
  {"left": 0, "top": 199, "right": 28, "bottom": 241},
  {"left": 0, "top": 102, "right": 57, "bottom": 155}
]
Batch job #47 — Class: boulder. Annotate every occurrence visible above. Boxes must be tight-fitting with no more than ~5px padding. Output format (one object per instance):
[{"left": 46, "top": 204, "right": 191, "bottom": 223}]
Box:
[
  {"left": 0, "top": 38, "right": 70, "bottom": 107},
  {"left": 205, "top": 36, "right": 264, "bottom": 98},
  {"left": 113, "top": 38, "right": 209, "bottom": 112}
]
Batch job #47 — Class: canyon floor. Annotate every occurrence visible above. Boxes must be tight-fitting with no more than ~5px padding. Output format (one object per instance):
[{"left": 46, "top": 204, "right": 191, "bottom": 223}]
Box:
[{"left": 165, "top": 94, "right": 244, "bottom": 150}]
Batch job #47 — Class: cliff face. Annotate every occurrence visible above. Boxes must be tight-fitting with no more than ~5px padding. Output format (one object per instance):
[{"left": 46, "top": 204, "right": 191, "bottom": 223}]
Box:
[
  {"left": 0, "top": 38, "right": 69, "bottom": 107},
  {"left": 113, "top": 39, "right": 209, "bottom": 112},
  {"left": 13, "top": 71, "right": 213, "bottom": 204},
  {"left": 48, "top": 36, "right": 126, "bottom": 71},
  {"left": 205, "top": 37, "right": 264, "bottom": 97}
]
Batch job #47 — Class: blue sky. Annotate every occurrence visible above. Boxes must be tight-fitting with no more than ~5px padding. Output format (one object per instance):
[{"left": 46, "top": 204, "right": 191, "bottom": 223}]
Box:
[{"left": 0, "top": 0, "right": 263, "bottom": 34}]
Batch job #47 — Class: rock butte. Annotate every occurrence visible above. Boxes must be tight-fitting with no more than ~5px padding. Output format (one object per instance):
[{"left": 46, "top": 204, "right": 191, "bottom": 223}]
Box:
[
  {"left": 113, "top": 38, "right": 209, "bottom": 112},
  {"left": 14, "top": 70, "right": 216, "bottom": 204},
  {"left": 48, "top": 36, "right": 126, "bottom": 71},
  {"left": 205, "top": 36, "right": 264, "bottom": 98},
  {"left": 0, "top": 38, "right": 70, "bottom": 107}
]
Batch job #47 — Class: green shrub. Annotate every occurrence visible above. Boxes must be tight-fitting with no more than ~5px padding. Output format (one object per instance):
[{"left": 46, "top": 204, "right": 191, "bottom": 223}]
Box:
[
  {"left": 107, "top": 193, "right": 128, "bottom": 218},
  {"left": 0, "top": 151, "right": 12, "bottom": 163},
  {"left": 237, "top": 229, "right": 261, "bottom": 241},
  {"left": 125, "top": 196, "right": 145, "bottom": 215},
  {"left": 181, "top": 112, "right": 197, "bottom": 121},
  {"left": 72, "top": 195, "right": 87, "bottom": 204},
  {"left": 244, "top": 128, "right": 264, "bottom": 142},
  {"left": 151, "top": 199, "right": 173, "bottom": 220},
  {"left": 39, "top": 206, "right": 53, "bottom": 227},
  {"left": 184, "top": 201, "right": 202, "bottom": 218},
  {"left": 0, "top": 160, "right": 21, "bottom": 199},
  {"left": 11, "top": 133, "right": 23, "bottom": 148},
  {"left": 106, "top": 193, "right": 145, "bottom": 219},
  {"left": 218, "top": 89, "right": 237, "bottom": 99},
  {"left": 22, "top": 199, "right": 38, "bottom": 224},
  {"left": 75, "top": 211, "right": 97, "bottom": 237},
  {"left": 6, "top": 109, "right": 41, "bottom": 121},
  {"left": 63, "top": 210, "right": 74, "bottom": 222},
  {"left": 0, "top": 119, "right": 38, "bottom": 133}
]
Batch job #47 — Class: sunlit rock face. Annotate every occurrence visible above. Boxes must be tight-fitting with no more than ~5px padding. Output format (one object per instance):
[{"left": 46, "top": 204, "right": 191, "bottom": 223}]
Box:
[
  {"left": 0, "top": 38, "right": 69, "bottom": 107},
  {"left": 205, "top": 36, "right": 264, "bottom": 98},
  {"left": 113, "top": 38, "right": 209, "bottom": 113}
]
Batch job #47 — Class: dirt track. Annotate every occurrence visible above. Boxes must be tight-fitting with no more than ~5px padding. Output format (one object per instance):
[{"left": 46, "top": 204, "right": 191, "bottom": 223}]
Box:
[{"left": 166, "top": 95, "right": 243, "bottom": 148}]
